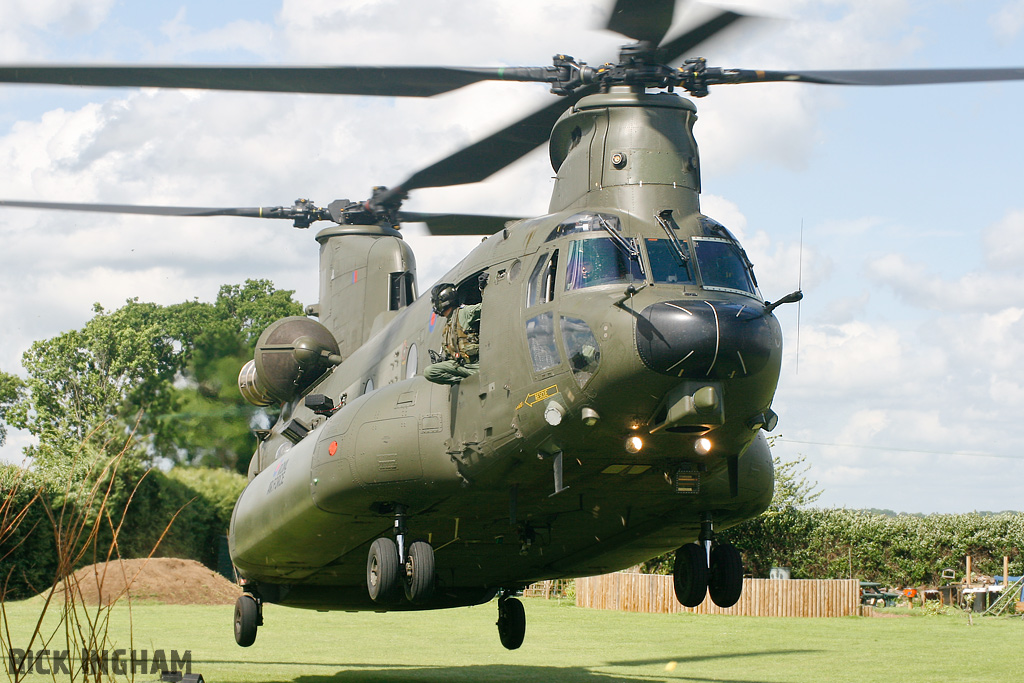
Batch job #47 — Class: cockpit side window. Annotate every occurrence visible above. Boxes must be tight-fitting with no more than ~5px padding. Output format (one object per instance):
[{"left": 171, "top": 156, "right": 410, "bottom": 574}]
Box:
[
  {"left": 693, "top": 237, "right": 758, "bottom": 296},
  {"left": 527, "top": 250, "right": 559, "bottom": 307},
  {"left": 565, "top": 238, "right": 644, "bottom": 290}
]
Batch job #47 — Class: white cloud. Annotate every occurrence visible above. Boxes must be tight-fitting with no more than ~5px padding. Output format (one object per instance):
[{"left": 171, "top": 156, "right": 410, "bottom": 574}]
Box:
[
  {"left": 984, "top": 208, "right": 1024, "bottom": 269},
  {"left": 990, "top": 0, "right": 1024, "bottom": 40},
  {"left": 868, "top": 253, "right": 1024, "bottom": 311},
  {"left": 2, "top": 0, "right": 1023, "bottom": 511}
]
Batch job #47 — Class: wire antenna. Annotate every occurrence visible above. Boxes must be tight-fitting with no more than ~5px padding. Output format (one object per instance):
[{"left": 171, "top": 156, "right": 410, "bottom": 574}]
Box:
[{"left": 795, "top": 221, "right": 804, "bottom": 375}]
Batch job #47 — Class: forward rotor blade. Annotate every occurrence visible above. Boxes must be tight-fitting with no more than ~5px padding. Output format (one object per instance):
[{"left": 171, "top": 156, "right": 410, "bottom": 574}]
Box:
[
  {"left": 396, "top": 211, "right": 523, "bottom": 235},
  {"left": 390, "top": 86, "right": 596, "bottom": 197},
  {"left": 0, "top": 199, "right": 314, "bottom": 220},
  {"left": 716, "top": 66, "right": 1024, "bottom": 87},
  {"left": 656, "top": 10, "right": 749, "bottom": 63},
  {"left": 606, "top": 0, "right": 675, "bottom": 45},
  {"left": 0, "top": 65, "right": 556, "bottom": 98}
]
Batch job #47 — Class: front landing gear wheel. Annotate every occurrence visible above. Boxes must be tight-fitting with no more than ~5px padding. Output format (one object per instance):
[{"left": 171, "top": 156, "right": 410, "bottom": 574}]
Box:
[
  {"left": 673, "top": 543, "right": 709, "bottom": 607},
  {"left": 367, "top": 537, "right": 400, "bottom": 603},
  {"left": 233, "top": 595, "right": 259, "bottom": 647},
  {"left": 404, "top": 540, "right": 436, "bottom": 603},
  {"left": 496, "top": 596, "right": 526, "bottom": 650},
  {"left": 708, "top": 542, "right": 743, "bottom": 608}
]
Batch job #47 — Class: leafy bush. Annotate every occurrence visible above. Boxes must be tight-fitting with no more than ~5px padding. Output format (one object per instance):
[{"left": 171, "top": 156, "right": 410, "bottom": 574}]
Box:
[{"left": 721, "top": 508, "right": 1023, "bottom": 585}]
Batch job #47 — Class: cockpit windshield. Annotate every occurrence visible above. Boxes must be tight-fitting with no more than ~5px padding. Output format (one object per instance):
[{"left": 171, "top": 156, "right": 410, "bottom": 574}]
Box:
[
  {"left": 692, "top": 237, "right": 758, "bottom": 296},
  {"left": 645, "top": 238, "right": 696, "bottom": 285},
  {"left": 546, "top": 212, "right": 620, "bottom": 241},
  {"left": 565, "top": 237, "right": 645, "bottom": 290}
]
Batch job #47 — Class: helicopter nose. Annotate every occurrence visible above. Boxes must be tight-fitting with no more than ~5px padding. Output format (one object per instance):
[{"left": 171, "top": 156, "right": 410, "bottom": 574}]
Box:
[{"left": 636, "top": 300, "right": 778, "bottom": 379}]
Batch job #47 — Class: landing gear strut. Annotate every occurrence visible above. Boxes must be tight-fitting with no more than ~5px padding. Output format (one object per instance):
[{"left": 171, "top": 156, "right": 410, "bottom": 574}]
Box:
[
  {"left": 672, "top": 513, "right": 744, "bottom": 609},
  {"left": 233, "top": 593, "right": 262, "bottom": 647},
  {"left": 496, "top": 591, "right": 526, "bottom": 650}
]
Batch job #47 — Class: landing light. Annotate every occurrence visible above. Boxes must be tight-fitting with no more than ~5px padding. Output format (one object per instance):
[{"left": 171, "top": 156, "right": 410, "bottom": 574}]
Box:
[
  {"left": 694, "top": 437, "right": 713, "bottom": 455},
  {"left": 544, "top": 401, "right": 566, "bottom": 426},
  {"left": 625, "top": 436, "right": 644, "bottom": 454}
]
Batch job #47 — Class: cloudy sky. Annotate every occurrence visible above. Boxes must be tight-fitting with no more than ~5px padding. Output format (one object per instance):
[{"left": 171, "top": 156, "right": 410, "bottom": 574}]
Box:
[{"left": 1, "top": 0, "right": 1022, "bottom": 513}]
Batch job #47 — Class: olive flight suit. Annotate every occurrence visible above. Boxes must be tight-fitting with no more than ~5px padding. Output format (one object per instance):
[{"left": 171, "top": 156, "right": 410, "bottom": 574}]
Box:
[{"left": 424, "top": 303, "right": 482, "bottom": 384}]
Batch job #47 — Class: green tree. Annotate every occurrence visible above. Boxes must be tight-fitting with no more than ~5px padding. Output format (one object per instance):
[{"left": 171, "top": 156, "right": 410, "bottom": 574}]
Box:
[
  {"left": 0, "top": 370, "right": 25, "bottom": 447},
  {"left": 764, "top": 449, "right": 821, "bottom": 513},
  {"left": 142, "top": 281, "right": 304, "bottom": 472},
  {"left": 6, "top": 279, "right": 302, "bottom": 471},
  {"left": 7, "top": 301, "right": 184, "bottom": 462}
]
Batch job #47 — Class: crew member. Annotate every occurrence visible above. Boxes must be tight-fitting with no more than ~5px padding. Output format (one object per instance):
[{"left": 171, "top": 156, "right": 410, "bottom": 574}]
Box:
[{"left": 424, "top": 283, "right": 481, "bottom": 384}]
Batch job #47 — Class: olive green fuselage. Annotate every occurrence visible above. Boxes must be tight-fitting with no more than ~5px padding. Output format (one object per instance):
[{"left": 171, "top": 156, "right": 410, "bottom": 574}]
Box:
[{"left": 229, "top": 89, "right": 781, "bottom": 610}]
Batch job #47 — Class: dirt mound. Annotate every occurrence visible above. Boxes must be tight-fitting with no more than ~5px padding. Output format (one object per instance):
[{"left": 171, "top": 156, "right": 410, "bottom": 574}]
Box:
[{"left": 56, "top": 558, "right": 241, "bottom": 605}]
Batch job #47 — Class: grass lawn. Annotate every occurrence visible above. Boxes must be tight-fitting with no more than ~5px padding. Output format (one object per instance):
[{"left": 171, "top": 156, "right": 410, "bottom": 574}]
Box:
[{"left": 1, "top": 597, "right": 1021, "bottom": 682}]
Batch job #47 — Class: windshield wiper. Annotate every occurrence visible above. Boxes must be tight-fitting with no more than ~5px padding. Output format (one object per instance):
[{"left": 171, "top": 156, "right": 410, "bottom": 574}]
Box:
[
  {"left": 596, "top": 214, "right": 639, "bottom": 260},
  {"left": 655, "top": 209, "right": 690, "bottom": 266}
]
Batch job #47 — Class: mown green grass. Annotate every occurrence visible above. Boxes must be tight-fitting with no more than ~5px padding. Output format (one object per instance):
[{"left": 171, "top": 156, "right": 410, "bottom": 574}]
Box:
[{"left": 1, "top": 597, "right": 1021, "bottom": 682}]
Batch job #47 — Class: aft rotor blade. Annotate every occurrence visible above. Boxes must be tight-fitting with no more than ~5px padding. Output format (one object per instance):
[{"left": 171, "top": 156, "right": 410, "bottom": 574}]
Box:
[
  {"left": 606, "top": 0, "right": 676, "bottom": 45},
  {"left": 397, "top": 211, "right": 523, "bottom": 235},
  {"left": 715, "top": 67, "right": 1024, "bottom": 87},
  {"left": 0, "top": 65, "right": 557, "bottom": 98},
  {"left": 0, "top": 199, "right": 315, "bottom": 220}
]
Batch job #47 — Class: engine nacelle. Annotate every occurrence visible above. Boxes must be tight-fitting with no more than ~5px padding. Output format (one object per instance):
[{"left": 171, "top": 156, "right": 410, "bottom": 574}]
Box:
[{"left": 238, "top": 316, "right": 341, "bottom": 406}]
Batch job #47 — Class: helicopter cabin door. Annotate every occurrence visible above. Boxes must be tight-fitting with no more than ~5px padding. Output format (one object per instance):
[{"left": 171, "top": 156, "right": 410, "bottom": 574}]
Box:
[{"left": 447, "top": 263, "right": 522, "bottom": 459}]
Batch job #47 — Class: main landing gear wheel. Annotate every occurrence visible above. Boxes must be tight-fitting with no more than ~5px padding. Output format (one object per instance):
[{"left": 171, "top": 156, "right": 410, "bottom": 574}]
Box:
[
  {"left": 367, "top": 537, "right": 400, "bottom": 603},
  {"left": 708, "top": 542, "right": 743, "bottom": 608},
  {"left": 404, "top": 540, "right": 436, "bottom": 603},
  {"left": 496, "top": 596, "right": 526, "bottom": 650},
  {"left": 233, "top": 594, "right": 259, "bottom": 647},
  {"left": 673, "top": 543, "right": 709, "bottom": 607}
]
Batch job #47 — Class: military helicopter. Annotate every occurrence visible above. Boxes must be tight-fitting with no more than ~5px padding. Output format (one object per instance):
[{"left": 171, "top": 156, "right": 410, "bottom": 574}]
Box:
[{"left": 3, "top": 0, "right": 1024, "bottom": 651}]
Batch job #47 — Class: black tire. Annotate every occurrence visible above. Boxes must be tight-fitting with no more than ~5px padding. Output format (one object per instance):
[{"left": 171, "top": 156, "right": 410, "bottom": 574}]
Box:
[
  {"left": 708, "top": 542, "right": 743, "bottom": 608},
  {"left": 673, "top": 543, "right": 709, "bottom": 608},
  {"left": 367, "top": 537, "right": 400, "bottom": 603},
  {"left": 496, "top": 597, "right": 526, "bottom": 650},
  {"left": 404, "top": 540, "right": 436, "bottom": 604},
  {"left": 234, "top": 595, "right": 258, "bottom": 647}
]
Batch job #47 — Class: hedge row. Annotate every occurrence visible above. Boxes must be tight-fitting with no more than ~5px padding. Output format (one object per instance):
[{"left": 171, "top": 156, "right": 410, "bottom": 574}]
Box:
[
  {"left": 0, "top": 459, "right": 246, "bottom": 600},
  {"left": 718, "top": 508, "right": 1024, "bottom": 586}
]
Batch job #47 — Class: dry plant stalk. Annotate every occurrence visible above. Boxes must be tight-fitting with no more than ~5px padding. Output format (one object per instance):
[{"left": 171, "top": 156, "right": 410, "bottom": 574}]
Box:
[{"left": 1, "top": 435, "right": 186, "bottom": 683}]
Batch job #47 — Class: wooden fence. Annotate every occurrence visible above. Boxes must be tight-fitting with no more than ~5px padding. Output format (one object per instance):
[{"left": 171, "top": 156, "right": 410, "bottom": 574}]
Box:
[{"left": 574, "top": 573, "right": 861, "bottom": 617}]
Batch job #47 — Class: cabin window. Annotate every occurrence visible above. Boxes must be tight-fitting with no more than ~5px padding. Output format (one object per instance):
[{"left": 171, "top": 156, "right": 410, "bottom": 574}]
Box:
[
  {"left": 389, "top": 272, "right": 416, "bottom": 311},
  {"left": 527, "top": 250, "right": 559, "bottom": 307},
  {"left": 565, "top": 237, "right": 644, "bottom": 290},
  {"left": 406, "top": 343, "right": 418, "bottom": 378},
  {"left": 693, "top": 237, "right": 758, "bottom": 296},
  {"left": 526, "top": 312, "right": 560, "bottom": 373},
  {"left": 560, "top": 316, "right": 600, "bottom": 387},
  {"left": 645, "top": 238, "right": 696, "bottom": 284}
]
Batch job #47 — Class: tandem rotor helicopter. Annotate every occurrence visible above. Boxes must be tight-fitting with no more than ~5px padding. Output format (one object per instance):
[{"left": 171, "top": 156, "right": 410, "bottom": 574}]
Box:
[{"left": 3, "top": 0, "right": 1024, "bottom": 651}]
